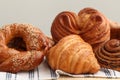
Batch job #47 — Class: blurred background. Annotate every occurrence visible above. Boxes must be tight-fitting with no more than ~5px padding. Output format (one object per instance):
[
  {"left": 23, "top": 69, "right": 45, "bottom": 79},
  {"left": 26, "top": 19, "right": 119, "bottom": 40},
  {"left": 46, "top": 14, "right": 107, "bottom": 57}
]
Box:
[{"left": 0, "top": 0, "right": 120, "bottom": 36}]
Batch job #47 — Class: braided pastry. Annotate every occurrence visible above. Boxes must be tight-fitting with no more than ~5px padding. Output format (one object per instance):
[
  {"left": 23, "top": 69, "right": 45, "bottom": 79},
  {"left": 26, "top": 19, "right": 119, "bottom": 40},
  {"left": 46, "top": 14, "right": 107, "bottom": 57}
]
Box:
[
  {"left": 51, "top": 8, "right": 110, "bottom": 48},
  {"left": 51, "top": 11, "right": 80, "bottom": 42},
  {"left": 78, "top": 8, "right": 110, "bottom": 48},
  {"left": 46, "top": 35, "right": 100, "bottom": 74},
  {"left": 0, "top": 23, "right": 51, "bottom": 73}
]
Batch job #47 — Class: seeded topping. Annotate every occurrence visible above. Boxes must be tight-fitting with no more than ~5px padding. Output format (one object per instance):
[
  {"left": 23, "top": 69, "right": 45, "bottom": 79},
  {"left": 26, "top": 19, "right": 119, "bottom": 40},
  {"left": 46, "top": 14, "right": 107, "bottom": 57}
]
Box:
[{"left": 0, "top": 23, "right": 49, "bottom": 72}]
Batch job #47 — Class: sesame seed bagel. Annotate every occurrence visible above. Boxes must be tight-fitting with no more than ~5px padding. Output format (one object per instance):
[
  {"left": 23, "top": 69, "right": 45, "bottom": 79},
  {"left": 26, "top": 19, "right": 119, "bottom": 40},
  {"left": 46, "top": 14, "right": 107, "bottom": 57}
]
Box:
[{"left": 0, "top": 23, "right": 51, "bottom": 73}]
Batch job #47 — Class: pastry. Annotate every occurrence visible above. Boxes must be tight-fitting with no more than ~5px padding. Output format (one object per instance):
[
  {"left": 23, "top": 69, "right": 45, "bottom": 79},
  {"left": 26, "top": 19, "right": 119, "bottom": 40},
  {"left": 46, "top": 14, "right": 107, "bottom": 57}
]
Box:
[
  {"left": 0, "top": 23, "right": 51, "bottom": 72},
  {"left": 78, "top": 8, "right": 110, "bottom": 48},
  {"left": 51, "top": 8, "right": 110, "bottom": 49},
  {"left": 46, "top": 35, "right": 100, "bottom": 74},
  {"left": 95, "top": 39, "right": 120, "bottom": 71},
  {"left": 51, "top": 11, "right": 80, "bottom": 43}
]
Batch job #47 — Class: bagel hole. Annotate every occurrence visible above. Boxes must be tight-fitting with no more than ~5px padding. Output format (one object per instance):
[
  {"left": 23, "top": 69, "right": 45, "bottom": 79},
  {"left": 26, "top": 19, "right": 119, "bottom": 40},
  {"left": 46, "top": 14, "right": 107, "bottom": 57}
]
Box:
[{"left": 7, "top": 37, "right": 27, "bottom": 51}]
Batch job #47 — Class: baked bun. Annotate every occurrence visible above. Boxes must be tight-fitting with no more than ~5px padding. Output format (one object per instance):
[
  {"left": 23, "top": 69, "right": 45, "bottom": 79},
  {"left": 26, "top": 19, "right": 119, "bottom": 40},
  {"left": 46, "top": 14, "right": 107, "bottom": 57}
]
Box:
[{"left": 95, "top": 39, "right": 120, "bottom": 71}]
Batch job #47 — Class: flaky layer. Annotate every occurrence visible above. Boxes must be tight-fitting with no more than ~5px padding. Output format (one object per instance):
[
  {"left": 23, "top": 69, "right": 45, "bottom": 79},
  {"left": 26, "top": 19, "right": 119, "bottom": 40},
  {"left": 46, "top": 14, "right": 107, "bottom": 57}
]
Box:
[{"left": 47, "top": 35, "right": 100, "bottom": 74}]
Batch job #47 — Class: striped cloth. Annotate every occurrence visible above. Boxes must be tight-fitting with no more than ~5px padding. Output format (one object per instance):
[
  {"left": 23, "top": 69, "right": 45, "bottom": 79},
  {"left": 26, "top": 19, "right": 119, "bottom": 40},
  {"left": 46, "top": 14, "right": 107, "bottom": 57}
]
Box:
[
  {"left": 56, "top": 68, "right": 120, "bottom": 79},
  {"left": 0, "top": 60, "right": 57, "bottom": 80},
  {"left": 0, "top": 59, "right": 120, "bottom": 80}
]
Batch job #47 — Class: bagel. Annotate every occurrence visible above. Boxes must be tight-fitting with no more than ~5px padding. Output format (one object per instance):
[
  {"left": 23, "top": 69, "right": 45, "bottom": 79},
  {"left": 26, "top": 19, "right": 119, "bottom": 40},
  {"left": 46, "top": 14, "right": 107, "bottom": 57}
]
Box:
[{"left": 0, "top": 23, "right": 51, "bottom": 73}]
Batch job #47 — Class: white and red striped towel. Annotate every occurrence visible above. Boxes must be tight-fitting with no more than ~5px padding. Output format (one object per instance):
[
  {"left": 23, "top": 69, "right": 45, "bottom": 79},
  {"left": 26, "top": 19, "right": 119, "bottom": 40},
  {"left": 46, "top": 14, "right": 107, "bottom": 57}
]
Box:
[{"left": 0, "top": 59, "right": 120, "bottom": 80}]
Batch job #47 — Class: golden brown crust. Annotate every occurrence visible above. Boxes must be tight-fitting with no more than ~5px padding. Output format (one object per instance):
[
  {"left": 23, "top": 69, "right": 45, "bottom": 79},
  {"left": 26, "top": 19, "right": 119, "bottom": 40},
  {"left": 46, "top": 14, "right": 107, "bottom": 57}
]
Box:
[
  {"left": 93, "top": 20, "right": 120, "bottom": 71},
  {"left": 0, "top": 23, "right": 51, "bottom": 73},
  {"left": 51, "top": 8, "right": 110, "bottom": 49},
  {"left": 78, "top": 8, "right": 110, "bottom": 48},
  {"left": 95, "top": 39, "right": 120, "bottom": 71},
  {"left": 46, "top": 35, "right": 100, "bottom": 74},
  {"left": 51, "top": 11, "right": 80, "bottom": 43},
  {"left": 0, "top": 48, "right": 44, "bottom": 73},
  {"left": 1, "top": 23, "right": 49, "bottom": 51}
]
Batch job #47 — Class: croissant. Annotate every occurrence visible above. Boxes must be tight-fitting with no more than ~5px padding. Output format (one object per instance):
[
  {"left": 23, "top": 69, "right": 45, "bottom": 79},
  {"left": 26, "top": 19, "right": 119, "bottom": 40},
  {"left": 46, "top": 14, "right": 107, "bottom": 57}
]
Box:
[
  {"left": 94, "top": 39, "right": 120, "bottom": 71},
  {"left": 46, "top": 35, "right": 100, "bottom": 74}
]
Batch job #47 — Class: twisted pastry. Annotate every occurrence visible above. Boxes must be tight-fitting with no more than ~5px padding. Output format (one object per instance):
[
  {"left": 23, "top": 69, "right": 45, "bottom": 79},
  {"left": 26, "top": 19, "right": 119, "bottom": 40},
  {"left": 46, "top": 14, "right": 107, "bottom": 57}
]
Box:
[
  {"left": 51, "top": 8, "right": 110, "bottom": 48},
  {"left": 95, "top": 39, "right": 120, "bottom": 71},
  {"left": 0, "top": 23, "right": 51, "bottom": 73},
  {"left": 51, "top": 11, "right": 80, "bottom": 43},
  {"left": 46, "top": 35, "right": 100, "bottom": 74},
  {"left": 78, "top": 8, "right": 110, "bottom": 48}
]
